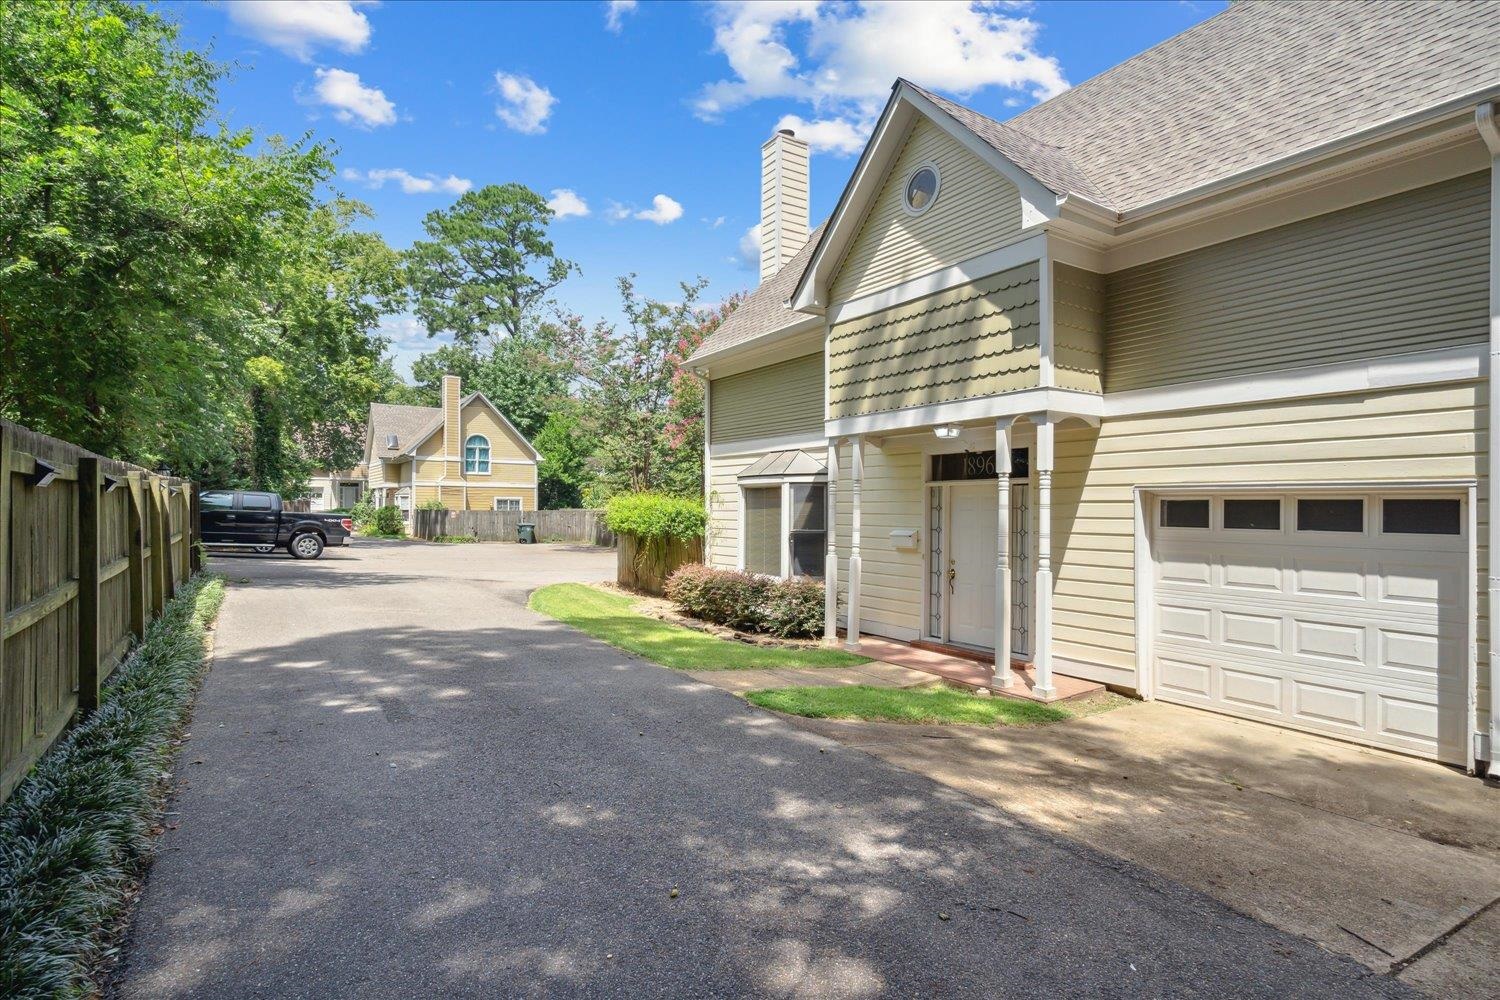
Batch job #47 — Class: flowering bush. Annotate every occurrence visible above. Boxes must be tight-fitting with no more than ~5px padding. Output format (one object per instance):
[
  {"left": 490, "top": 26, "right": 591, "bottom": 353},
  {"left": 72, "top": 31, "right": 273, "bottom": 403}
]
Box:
[{"left": 665, "top": 565, "right": 826, "bottom": 639}]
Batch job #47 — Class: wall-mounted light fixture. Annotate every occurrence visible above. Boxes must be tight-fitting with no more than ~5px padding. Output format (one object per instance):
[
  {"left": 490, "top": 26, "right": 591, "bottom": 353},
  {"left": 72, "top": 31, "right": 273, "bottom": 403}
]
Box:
[
  {"left": 26, "top": 458, "right": 58, "bottom": 489},
  {"left": 933, "top": 424, "right": 962, "bottom": 440}
]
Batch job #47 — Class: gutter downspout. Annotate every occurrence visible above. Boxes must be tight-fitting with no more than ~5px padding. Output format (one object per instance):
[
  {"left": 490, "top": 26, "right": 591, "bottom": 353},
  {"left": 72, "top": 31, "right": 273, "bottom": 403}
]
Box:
[{"left": 1476, "top": 102, "right": 1500, "bottom": 776}]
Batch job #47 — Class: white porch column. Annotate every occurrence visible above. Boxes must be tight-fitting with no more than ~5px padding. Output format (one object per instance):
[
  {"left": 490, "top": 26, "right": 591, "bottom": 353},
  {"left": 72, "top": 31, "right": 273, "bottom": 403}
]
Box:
[
  {"left": 1033, "top": 416, "right": 1057, "bottom": 699},
  {"left": 994, "top": 420, "right": 1014, "bottom": 689},
  {"left": 824, "top": 438, "right": 840, "bottom": 644},
  {"left": 844, "top": 435, "right": 864, "bottom": 651}
]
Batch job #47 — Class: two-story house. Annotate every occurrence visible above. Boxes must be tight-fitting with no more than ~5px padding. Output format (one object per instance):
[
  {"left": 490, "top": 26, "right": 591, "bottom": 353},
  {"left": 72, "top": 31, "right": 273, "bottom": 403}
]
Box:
[
  {"left": 363, "top": 375, "right": 540, "bottom": 518},
  {"left": 690, "top": 1, "right": 1500, "bottom": 774}
]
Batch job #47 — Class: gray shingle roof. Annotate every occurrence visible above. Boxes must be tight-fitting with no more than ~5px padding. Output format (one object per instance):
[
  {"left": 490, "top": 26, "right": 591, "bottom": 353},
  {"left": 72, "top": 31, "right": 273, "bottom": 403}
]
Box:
[
  {"left": 688, "top": 223, "right": 825, "bottom": 364},
  {"left": 738, "top": 450, "right": 828, "bottom": 479},
  {"left": 690, "top": 1, "right": 1500, "bottom": 363},
  {"left": 367, "top": 402, "right": 439, "bottom": 459},
  {"left": 1005, "top": 0, "right": 1500, "bottom": 211}
]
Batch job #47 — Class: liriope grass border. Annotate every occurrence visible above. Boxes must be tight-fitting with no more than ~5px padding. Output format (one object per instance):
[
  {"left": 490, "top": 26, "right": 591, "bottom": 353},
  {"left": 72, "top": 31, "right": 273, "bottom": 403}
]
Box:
[{"left": 0, "top": 573, "right": 225, "bottom": 999}]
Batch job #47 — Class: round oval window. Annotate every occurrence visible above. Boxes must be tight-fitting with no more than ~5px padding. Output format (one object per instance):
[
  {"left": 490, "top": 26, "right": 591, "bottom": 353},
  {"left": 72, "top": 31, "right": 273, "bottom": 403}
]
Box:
[{"left": 905, "top": 166, "right": 939, "bottom": 213}]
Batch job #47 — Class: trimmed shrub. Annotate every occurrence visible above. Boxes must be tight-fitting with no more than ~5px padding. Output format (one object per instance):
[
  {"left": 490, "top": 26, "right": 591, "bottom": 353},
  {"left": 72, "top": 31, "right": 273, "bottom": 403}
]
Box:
[
  {"left": 760, "top": 577, "right": 826, "bottom": 638},
  {"left": 372, "top": 505, "right": 405, "bottom": 535},
  {"left": 602, "top": 492, "right": 705, "bottom": 542},
  {"left": 417, "top": 498, "right": 447, "bottom": 512},
  {"left": 665, "top": 565, "right": 827, "bottom": 639}
]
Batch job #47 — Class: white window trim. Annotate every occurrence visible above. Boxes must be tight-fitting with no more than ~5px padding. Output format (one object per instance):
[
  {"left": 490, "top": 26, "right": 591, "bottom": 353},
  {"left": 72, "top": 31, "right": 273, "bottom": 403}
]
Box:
[
  {"left": 901, "top": 161, "right": 941, "bottom": 217},
  {"left": 737, "top": 478, "right": 828, "bottom": 578},
  {"left": 492, "top": 497, "right": 522, "bottom": 511},
  {"left": 464, "top": 434, "right": 491, "bottom": 474}
]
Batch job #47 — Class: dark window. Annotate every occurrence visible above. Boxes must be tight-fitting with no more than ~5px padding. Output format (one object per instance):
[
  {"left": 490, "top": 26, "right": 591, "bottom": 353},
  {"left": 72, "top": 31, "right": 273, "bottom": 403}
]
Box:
[
  {"left": 200, "top": 491, "right": 234, "bottom": 511},
  {"left": 930, "top": 449, "right": 1029, "bottom": 482},
  {"left": 240, "top": 493, "right": 273, "bottom": 511},
  {"left": 1382, "top": 498, "right": 1460, "bottom": 536},
  {"left": 1297, "top": 498, "right": 1363, "bottom": 533},
  {"left": 1161, "top": 499, "right": 1209, "bottom": 528},
  {"left": 743, "top": 487, "right": 781, "bottom": 576},
  {"left": 1223, "top": 498, "right": 1281, "bottom": 531},
  {"left": 788, "top": 483, "right": 826, "bottom": 578}
]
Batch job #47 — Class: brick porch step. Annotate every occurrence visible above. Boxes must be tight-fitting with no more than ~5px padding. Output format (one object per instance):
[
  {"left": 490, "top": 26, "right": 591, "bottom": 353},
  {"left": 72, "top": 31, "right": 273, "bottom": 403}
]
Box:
[{"left": 851, "top": 636, "right": 1105, "bottom": 703}]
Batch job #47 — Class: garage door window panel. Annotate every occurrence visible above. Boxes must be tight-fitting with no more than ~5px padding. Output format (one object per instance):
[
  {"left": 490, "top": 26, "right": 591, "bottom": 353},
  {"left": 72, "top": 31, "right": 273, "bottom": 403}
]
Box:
[
  {"left": 1160, "top": 498, "right": 1209, "bottom": 529},
  {"left": 1224, "top": 498, "right": 1281, "bottom": 531},
  {"left": 1381, "top": 498, "right": 1460, "bottom": 536},
  {"left": 1296, "top": 498, "right": 1364, "bottom": 533}
]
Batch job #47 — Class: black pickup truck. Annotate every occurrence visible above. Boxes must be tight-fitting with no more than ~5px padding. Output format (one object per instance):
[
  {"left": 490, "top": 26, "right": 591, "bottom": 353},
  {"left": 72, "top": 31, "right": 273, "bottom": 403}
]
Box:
[{"left": 199, "top": 490, "right": 351, "bottom": 559}]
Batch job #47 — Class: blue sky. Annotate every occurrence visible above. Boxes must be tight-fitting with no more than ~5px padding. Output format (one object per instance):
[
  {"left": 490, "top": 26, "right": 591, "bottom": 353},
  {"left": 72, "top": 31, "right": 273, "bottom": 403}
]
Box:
[{"left": 160, "top": 1, "right": 1226, "bottom": 377}]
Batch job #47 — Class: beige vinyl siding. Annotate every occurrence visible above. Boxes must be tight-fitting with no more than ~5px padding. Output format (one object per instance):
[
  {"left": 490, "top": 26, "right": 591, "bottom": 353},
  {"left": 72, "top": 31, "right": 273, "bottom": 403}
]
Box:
[
  {"left": 830, "top": 116, "right": 1025, "bottom": 303},
  {"left": 1053, "top": 263, "right": 1105, "bottom": 394},
  {"left": 832, "top": 439, "right": 926, "bottom": 639},
  {"left": 827, "top": 263, "right": 1040, "bottom": 420},
  {"left": 1104, "top": 172, "right": 1489, "bottom": 393},
  {"left": 464, "top": 486, "right": 535, "bottom": 511},
  {"left": 707, "top": 453, "right": 752, "bottom": 569},
  {"left": 1050, "top": 382, "right": 1487, "bottom": 721},
  {"left": 709, "top": 352, "right": 824, "bottom": 445},
  {"left": 462, "top": 404, "right": 534, "bottom": 462}
]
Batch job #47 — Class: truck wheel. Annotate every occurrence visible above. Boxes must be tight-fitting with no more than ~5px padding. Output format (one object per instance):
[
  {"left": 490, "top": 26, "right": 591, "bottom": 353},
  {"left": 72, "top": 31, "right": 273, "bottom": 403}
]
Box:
[{"left": 289, "top": 533, "right": 324, "bottom": 559}]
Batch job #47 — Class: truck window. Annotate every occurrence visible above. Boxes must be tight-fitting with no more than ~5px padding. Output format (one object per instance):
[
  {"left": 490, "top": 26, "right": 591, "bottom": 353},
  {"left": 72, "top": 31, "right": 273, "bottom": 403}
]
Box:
[
  {"left": 241, "top": 493, "right": 274, "bottom": 511},
  {"left": 201, "top": 491, "right": 234, "bottom": 511}
]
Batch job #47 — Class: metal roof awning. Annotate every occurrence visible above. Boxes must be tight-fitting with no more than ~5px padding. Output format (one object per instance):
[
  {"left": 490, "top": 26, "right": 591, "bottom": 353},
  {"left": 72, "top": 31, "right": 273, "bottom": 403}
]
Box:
[{"left": 737, "top": 450, "right": 828, "bottom": 479}]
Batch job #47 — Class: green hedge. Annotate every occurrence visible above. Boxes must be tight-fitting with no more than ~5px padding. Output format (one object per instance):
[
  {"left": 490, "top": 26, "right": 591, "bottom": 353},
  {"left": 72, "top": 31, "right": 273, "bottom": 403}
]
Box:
[
  {"left": 0, "top": 574, "right": 225, "bottom": 998},
  {"left": 602, "top": 492, "right": 705, "bottom": 543}
]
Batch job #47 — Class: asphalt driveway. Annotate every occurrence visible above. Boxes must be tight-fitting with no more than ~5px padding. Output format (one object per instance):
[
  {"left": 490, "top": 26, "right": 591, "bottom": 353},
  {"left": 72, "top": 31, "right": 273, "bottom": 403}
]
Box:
[{"left": 115, "top": 539, "right": 1414, "bottom": 998}]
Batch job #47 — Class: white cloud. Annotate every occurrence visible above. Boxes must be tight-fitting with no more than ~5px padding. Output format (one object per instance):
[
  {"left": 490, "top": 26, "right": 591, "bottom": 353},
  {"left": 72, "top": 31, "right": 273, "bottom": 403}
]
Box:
[
  {"left": 735, "top": 223, "right": 761, "bottom": 270},
  {"left": 312, "top": 68, "right": 396, "bottom": 128},
  {"left": 706, "top": 215, "right": 727, "bottom": 229},
  {"left": 774, "top": 113, "right": 868, "bottom": 156},
  {"left": 342, "top": 168, "right": 471, "bottom": 195},
  {"left": 547, "top": 188, "right": 591, "bottom": 218},
  {"left": 604, "top": 0, "right": 638, "bottom": 33},
  {"left": 694, "top": 1, "right": 1069, "bottom": 156},
  {"left": 494, "top": 72, "right": 556, "bottom": 134},
  {"left": 224, "top": 1, "right": 373, "bottom": 62},
  {"left": 634, "top": 194, "right": 684, "bottom": 225}
]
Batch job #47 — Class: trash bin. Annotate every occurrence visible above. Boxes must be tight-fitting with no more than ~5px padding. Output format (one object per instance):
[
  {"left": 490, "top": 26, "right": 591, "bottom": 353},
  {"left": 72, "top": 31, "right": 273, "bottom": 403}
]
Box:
[{"left": 518, "top": 522, "right": 537, "bottom": 544}]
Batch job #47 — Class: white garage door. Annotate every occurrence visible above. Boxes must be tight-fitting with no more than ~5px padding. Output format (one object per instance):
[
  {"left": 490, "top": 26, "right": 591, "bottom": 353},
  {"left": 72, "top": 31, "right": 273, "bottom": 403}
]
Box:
[{"left": 1150, "top": 492, "right": 1468, "bottom": 763}]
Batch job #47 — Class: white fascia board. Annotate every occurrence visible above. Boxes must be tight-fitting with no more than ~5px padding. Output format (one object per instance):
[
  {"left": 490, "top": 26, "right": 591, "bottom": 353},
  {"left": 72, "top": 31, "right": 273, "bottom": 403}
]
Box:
[
  {"left": 826, "top": 388, "right": 1103, "bottom": 438},
  {"left": 791, "top": 97, "right": 913, "bottom": 313},
  {"left": 828, "top": 233, "right": 1046, "bottom": 325},
  {"left": 1103, "top": 343, "right": 1486, "bottom": 418}
]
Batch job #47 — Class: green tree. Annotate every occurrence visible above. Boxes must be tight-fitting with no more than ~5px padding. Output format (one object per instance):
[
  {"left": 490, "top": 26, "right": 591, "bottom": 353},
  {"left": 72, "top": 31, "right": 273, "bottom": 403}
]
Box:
[
  {"left": 569, "top": 277, "right": 723, "bottom": 499},
  {"left": 533, "top": 406, "right": 596, "bottom": 509},
  {"left": 0, "top": 2, "right": 406, "bottom": 491},
  {"left": 405, "top": 184, "right": 577, "bottom": 351},
  {"left": 406, "top": 324, "right": 572, "bottom": 440}
]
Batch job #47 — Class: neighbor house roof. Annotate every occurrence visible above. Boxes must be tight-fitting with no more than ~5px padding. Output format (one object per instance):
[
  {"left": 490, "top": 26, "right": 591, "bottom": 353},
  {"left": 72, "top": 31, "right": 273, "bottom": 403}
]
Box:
[
  {"left": 690, "top": 0, "right": 1500, "bottom": 363},
  {"left": 367, "top": 403, "right": 440, "bottom": 460},
  {"left": 690, "top": 223, "right": 826, "bottom": 365},
  {"left": 399, "top": 391, "right": 543, "bottom": 462}
]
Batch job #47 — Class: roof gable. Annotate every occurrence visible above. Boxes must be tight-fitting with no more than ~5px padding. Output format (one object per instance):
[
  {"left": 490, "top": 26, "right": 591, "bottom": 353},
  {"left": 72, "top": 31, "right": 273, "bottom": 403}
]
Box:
[
  {"left": 402, "top": 392, "right": 541, "bottom": 462},
  {"left": 791, "top": 81, "right": 1061, "bottom": 313},
  {"left": 366, "top": 402, "right": 440, "bottom": 461}
]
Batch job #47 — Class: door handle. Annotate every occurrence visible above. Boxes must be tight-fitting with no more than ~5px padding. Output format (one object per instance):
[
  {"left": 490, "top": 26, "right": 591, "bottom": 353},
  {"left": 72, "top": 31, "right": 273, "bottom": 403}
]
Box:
[
  {"left": 947, "top": 560, "right": 956, "bottom": 592},
  {"left": 224, "top": 515, "right": 237, "bottom": 520}
]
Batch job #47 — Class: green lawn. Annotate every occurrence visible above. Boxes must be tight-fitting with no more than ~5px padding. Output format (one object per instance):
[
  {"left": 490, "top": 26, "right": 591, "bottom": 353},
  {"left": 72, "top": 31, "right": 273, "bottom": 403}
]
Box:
[
  {"left": 745, "top": 683, "right": 1071, "bottom": 725},
  {"left": 529, "top": 583, "right": 869, "bottom": 670}
]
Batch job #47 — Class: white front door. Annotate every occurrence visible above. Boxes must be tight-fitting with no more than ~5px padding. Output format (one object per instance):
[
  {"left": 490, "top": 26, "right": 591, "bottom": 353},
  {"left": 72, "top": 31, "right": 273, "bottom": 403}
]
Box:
[
  {"left": 948, "top": 486, "right": 999, "bottom": 648},
  {"left": 1151, "top": 491, "right": 1468, "bottom": 763}
]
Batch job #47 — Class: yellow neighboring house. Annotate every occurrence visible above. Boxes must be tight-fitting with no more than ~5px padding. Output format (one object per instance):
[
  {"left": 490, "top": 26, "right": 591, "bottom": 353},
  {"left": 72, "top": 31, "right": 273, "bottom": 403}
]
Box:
[
  {"left": 689, "top": 2, "right": 1500, "bottom": 774},
  {"left": 362, "top": 375, "right": 539, "bottom": 518}
]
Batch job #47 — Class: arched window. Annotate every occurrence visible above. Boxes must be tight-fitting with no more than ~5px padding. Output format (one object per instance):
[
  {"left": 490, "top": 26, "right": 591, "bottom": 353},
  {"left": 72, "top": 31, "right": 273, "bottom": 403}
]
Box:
[{"left": 464, "top": 434, "right": 490, "bottom": 473}]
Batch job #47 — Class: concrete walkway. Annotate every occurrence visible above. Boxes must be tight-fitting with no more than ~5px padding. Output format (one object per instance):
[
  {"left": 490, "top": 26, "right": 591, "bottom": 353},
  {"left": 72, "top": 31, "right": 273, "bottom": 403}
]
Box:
[{"left": 116, "top": 540, "right": 1418, "bottom": 998}]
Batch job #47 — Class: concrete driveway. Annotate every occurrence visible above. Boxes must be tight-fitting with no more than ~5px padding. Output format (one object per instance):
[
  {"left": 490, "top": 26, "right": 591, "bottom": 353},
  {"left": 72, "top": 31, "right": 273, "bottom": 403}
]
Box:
[{"left": 116, "top": 539, "right": 1418, "bottom": 998}]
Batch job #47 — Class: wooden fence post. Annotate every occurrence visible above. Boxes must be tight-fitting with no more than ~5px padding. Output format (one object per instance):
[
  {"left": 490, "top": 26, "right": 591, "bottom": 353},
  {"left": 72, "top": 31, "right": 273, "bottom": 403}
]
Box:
[
  {"left": 126, "top": 472, "right": 148, "bottom": 638},
  {"left": 0, "top": 424, "right": 11, "bottom": 722},
  {"left": 188, "top": 483, "right": 202, "bottom": 573},
  {"left": 77, "top": 456, "right": 102, "bottom": 713},
  {"left": 156, "top": 480, "right": 175, "bottom": 603},
  {"left": 148, "top": 477, "right": 166, "bottom": 618}
]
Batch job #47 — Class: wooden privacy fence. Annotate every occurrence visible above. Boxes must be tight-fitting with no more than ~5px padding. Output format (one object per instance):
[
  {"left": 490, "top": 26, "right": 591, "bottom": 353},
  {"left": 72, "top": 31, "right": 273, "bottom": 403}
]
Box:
[
  {"left": 616, "top": 533, "right": 703, "bottom": 596},
  {"left": 412, "top": 508, "right": 615, "bottom": 546},
  {"left": 0, "top": 418, "right": 200, "bottom": 804}
]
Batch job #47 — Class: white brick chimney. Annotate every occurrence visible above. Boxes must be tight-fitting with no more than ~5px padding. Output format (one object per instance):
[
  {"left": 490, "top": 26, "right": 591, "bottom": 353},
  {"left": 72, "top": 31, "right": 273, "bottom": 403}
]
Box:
[{"left": 760, "top": 128, "right": 810, "bottom": 284}]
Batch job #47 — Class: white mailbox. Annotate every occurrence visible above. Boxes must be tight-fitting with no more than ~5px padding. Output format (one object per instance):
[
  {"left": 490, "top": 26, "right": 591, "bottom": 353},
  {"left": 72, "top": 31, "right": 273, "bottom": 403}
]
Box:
[{"left": 889, "top": 528, "right": 919, "bottom": 551}]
